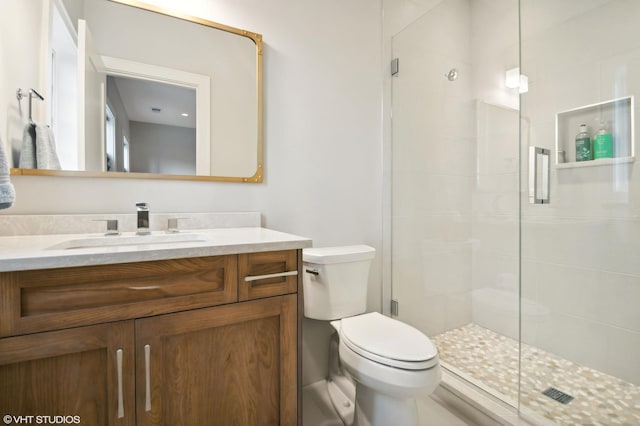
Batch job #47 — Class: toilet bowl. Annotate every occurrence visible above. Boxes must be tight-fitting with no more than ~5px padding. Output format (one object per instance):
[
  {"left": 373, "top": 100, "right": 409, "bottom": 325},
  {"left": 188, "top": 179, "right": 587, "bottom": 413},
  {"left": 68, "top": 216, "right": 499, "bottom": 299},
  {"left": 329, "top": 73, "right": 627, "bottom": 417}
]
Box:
[
  {"left": 332, "top": 312, "right": 441, "bottom": 426},
  {"left": 303, "top": 246, "right": 441, "bottom": 426}
]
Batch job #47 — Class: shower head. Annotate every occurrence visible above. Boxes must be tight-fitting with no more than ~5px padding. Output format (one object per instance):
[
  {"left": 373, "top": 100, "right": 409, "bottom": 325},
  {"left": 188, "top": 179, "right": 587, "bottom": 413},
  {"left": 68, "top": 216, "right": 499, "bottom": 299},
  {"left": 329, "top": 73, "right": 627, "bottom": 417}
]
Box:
[{"left": 446, "top": 68, "right": 458, "bottom": 81}]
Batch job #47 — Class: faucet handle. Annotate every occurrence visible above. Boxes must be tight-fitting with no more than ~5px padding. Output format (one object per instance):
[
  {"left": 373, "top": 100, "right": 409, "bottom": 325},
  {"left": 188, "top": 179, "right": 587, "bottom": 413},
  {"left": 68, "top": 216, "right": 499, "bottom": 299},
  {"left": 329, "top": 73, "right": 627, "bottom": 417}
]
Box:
[
  {"left": 167, "top": 217, "right": 187, "bottom": 233},
  {"left": 94, "top": 219, "right": 120, "bottom": 236}
]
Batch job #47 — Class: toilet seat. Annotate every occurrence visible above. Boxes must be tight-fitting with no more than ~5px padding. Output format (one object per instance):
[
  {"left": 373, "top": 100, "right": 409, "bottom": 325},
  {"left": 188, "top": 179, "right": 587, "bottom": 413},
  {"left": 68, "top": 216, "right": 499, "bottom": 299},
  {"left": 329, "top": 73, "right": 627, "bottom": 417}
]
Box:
[{"left": 337, "top": 312, "right": 438, "bottom": 370}]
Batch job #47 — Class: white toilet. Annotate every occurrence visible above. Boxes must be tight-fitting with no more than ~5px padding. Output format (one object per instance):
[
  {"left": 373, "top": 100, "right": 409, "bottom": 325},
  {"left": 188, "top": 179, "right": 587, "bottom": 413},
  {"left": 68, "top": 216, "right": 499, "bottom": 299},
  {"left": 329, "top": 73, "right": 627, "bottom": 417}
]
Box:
[{"left": 303, "top": 245, "right": 441, "bottom": 426}]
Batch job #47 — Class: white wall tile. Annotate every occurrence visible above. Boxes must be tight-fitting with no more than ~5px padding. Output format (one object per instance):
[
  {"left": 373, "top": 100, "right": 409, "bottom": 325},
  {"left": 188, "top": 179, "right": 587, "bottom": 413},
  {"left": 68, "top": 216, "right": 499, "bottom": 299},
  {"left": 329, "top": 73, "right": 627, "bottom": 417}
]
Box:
[{"left": 605, "top": 327, "right": 640, "bottom": 385}]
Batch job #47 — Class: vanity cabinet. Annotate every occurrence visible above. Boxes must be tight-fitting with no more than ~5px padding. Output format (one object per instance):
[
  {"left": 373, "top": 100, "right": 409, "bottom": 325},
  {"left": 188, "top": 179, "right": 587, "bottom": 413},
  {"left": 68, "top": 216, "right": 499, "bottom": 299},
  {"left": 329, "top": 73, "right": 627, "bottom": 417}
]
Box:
[{"left": 0, "top": 250, "right": 301, "bottom": 425}]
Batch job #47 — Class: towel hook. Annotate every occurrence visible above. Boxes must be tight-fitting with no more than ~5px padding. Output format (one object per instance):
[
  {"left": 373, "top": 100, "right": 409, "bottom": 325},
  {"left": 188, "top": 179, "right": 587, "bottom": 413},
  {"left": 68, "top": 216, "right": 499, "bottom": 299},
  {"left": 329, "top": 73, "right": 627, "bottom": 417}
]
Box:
[{"left": 16, "top": 88, "right": 45, "bottom": 123}]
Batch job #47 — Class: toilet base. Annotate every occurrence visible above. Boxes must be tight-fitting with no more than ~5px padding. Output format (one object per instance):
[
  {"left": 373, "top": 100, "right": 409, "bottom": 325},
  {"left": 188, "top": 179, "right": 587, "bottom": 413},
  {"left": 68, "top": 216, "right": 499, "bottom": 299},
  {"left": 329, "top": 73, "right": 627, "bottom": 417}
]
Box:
[
  {"left": 352, "top": 383, "right": 419, "bottom": 426},
  {"left": 328, "top": 331, "right": 356, "bottom": 424},
  {"left": 328, "top": 378, "right": 355, "bottom": 425}
]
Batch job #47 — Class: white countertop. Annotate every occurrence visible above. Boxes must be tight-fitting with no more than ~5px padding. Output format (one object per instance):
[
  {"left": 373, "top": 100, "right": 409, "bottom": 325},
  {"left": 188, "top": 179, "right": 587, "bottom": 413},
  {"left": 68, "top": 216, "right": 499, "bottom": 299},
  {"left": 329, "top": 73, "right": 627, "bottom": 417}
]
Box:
[{"left": 0, "top": 227, "right": 312, "bottom": 272}]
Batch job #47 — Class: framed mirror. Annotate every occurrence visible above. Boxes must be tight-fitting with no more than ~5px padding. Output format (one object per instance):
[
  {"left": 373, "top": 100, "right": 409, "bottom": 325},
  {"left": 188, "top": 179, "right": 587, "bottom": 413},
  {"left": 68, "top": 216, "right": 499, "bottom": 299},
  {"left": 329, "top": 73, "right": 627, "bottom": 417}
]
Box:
[{"left": 8, "top": 0, "right": 263, "bottom": 182}]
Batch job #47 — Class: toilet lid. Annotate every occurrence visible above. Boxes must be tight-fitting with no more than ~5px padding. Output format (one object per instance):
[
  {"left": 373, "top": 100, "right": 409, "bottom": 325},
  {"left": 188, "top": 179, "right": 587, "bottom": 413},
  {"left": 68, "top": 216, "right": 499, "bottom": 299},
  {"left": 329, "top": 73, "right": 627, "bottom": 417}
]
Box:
[{"left": 339, "top": 312, "right": 438, "bottom": 370}]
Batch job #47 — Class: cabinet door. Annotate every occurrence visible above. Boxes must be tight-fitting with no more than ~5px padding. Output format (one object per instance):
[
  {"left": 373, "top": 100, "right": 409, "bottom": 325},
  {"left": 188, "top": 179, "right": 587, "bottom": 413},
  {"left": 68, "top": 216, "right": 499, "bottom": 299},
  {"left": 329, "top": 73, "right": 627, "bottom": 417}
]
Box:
[
  {"left": 136, "top": 295, "right": 297, "bottom": 426},
  {"left": 0, "top": 321, "right": 135, "bottom": 426},
  {"left": 238, "top": 250, "right": 298, "bottom": 300}
]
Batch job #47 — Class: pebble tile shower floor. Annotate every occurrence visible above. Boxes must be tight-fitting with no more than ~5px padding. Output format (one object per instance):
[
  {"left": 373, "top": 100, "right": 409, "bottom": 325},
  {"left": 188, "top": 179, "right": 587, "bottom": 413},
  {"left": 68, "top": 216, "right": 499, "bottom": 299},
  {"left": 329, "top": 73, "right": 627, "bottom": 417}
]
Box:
[{"left": 433, "top": 324, "right": 640, "bottom": 425}]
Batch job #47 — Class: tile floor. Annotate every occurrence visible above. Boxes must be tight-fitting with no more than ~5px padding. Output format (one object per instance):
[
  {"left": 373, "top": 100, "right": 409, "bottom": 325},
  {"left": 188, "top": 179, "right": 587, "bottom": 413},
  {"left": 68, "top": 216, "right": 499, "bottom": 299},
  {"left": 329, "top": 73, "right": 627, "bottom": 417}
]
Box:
[{"left": 434, "top": 324, "right": 640, "bottom": 426}]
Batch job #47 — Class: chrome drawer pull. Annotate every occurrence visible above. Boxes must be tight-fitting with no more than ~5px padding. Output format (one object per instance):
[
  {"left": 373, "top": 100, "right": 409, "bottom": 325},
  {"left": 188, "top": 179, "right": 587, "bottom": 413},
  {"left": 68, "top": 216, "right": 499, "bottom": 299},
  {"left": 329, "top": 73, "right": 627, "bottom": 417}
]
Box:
[
  {"left": 128, "top": 286, "right": 160, "bottom": 291},
  {"left": 244, "top": 270, "right": 298, "bottom": 282},
  {"left": 116, "top": 349, "right": 124, "bottom": 418},
  {"left": 144, "top": 344, "right": 151, "bottom": 412}
]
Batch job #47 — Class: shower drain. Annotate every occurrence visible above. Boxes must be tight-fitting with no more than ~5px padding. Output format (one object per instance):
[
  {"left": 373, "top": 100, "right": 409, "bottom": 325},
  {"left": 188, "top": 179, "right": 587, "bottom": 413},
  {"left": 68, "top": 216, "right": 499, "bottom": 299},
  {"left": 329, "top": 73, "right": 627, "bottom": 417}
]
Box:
[{"left": 542, "top": 387, "right": 575, "bottom": 405}]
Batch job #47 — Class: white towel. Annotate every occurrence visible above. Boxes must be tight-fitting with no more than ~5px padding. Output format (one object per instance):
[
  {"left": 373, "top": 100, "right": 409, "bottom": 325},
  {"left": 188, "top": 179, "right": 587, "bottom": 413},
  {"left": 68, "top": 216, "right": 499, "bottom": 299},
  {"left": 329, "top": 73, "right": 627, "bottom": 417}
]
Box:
[
  {"left": 19, "top": 123, "right": 61, "bottom": 170},
  {"left": 0, "top": 136, "right": 16, "bottom": 210},
  {"left": 19, "top": 123, "right": 36, "bottom": 168},
  {"left": 35, "top": 124, "right": 61, "bottom": 170}
]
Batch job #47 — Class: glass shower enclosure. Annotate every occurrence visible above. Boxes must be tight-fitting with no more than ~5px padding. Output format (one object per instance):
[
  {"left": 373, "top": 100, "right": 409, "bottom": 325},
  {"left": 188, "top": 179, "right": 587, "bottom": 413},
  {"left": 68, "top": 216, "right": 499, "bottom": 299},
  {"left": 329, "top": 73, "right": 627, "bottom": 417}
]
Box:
[{"left": 389, "top": 0, "right": 640, "bottom": 424}]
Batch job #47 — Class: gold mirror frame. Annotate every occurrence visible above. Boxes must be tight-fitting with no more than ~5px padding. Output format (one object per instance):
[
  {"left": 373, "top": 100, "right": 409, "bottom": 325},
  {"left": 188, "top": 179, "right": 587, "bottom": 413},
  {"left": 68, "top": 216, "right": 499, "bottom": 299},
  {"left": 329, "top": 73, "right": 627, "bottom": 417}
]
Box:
[{"left": 11, "top": 0, "right": 263, "bottom": 183}]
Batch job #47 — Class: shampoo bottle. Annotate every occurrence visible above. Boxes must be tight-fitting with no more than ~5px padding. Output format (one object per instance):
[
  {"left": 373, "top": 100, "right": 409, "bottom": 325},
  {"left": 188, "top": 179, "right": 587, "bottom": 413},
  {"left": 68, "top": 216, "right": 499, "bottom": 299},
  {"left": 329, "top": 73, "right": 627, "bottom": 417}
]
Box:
[
  {"left": 593, "top": 121, "right": 613, "bottom": 159},
  {"left": 575, "top": 124, "right": 591, "bottom": 161}
]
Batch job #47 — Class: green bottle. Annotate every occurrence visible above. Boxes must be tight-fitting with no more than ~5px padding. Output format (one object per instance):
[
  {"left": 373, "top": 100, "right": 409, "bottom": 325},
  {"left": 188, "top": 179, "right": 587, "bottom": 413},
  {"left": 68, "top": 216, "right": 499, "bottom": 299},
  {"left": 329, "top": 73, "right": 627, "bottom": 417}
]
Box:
[
  {"left": 593, "top": 122, "right": 613, "bottom": 159},
  {"left": 575, "top": 124, "right": 591, "bottom": 161}
]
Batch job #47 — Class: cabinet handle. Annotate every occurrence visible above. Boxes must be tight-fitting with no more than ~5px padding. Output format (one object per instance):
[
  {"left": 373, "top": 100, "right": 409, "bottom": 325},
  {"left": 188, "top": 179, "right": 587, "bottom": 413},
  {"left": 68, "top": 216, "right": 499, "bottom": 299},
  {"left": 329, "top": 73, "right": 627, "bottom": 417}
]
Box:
[
  {"left": 244, "top": 270, "right": 298, "bottom": 282},
  {"left": 116, "top": 349, "right": 124, "bottom": 419},
  {"left": 144, "top": 344, "right": 151, "bottom": 412},
  {"left": 128, "top": 286, "right": 160, "bottom": 291}
]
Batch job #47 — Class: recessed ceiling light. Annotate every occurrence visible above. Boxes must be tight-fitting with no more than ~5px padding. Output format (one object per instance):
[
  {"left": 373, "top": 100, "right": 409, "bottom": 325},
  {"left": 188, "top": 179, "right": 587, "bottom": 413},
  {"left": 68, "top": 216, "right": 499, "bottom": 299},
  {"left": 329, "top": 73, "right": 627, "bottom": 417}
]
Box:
[{"left": 181, "top": 113, "right": 189, "bottom": 117}]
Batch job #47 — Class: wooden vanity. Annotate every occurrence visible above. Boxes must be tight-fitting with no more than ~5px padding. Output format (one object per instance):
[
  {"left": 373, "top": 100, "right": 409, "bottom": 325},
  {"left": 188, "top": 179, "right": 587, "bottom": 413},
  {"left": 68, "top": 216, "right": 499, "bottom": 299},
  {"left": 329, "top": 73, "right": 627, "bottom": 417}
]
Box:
[{"left": 0, "top": 227, "right": 310, "bottom": 425}]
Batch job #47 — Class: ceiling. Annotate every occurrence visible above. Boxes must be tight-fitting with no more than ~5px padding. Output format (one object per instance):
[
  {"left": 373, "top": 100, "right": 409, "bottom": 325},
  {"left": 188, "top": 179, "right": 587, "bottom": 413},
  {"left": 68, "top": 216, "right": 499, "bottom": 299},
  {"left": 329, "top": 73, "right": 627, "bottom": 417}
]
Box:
[{"left": 108, "top": 76, "right": 197, "bottom": 129}]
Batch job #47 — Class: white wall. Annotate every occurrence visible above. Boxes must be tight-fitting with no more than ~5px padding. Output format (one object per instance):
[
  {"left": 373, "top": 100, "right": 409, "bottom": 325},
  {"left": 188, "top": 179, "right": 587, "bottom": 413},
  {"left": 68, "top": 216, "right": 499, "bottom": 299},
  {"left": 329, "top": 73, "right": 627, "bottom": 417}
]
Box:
[
  {"left": 105, "top": 76, "right": 130, "bottom": 172},
  {"left": 2, "top": 0, "right": 383, "bottom": 386},
  {"left": 0, "top": 0, "right": 49, "bottom": 166},
  {"left": 129, "top": 121, "right": 196, "bottom": 175}
]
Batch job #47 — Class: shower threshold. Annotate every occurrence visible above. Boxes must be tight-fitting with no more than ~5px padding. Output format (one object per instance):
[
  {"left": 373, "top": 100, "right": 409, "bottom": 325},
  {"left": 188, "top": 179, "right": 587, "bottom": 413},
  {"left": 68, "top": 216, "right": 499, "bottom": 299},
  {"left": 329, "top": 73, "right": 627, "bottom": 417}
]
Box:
[{"left": 434, "top": 324, "right": 640, "bottom": 426}]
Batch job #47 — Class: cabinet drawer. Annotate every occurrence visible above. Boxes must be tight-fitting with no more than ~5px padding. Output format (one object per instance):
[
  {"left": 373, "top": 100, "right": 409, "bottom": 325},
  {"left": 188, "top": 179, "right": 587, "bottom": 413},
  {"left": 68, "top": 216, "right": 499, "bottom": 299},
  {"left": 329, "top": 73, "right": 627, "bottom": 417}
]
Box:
[
  {"left": 0, "top": 255, "right": 237, "bottom": 337},
  {"left": 238, "top": 250, "right": 298, "bottom": 301}
]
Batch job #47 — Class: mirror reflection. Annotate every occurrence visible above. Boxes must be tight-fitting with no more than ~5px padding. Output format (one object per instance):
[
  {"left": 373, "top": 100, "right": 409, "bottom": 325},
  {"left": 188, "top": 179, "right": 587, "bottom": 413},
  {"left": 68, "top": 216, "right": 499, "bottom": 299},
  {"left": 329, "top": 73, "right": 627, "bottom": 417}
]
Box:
[
  {"left": 6, "top": 0, "right": 262, "bottom": 182},
  {"left": 105, "top": 76, "right": 196, "bottom": 175}
]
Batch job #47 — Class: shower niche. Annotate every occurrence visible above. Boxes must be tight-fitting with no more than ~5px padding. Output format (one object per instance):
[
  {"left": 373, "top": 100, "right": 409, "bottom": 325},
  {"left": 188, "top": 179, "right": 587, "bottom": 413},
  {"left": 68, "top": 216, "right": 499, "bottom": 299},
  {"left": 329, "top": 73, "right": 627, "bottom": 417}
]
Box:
[{"left": 555, "top": 96, "right": 635, "bottom": 167}]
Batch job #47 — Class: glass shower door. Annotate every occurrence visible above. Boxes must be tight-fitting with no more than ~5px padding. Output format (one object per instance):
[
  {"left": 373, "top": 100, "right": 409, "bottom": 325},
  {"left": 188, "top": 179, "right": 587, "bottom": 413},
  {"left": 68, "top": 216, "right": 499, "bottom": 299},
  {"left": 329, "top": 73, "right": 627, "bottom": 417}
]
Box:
[
  {"left": 519, "top": 0, "right": 640, "bottom": 424},
  {"left": 390, "top": 0, "right": 522, "bottom": 408},
  {"left": 390, "top": 0, "right": 640, "bottom": 423}
]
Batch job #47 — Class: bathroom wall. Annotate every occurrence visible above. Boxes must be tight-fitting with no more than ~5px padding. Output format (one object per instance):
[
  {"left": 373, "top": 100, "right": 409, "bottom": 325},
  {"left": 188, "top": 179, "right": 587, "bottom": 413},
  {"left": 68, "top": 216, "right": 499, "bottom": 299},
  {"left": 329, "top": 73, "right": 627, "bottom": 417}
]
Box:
[
  {"left": 129, "top": 121, "right": 196, "bottom": 175},
  {"left": 105, "top": 76, "right": 130, "bottom": 172},
  {"left": 1, "top": 0, "right": 383, "bottom": 386},
  {"left": 0, "top": 0, "right": 48, "bottom": 167}
]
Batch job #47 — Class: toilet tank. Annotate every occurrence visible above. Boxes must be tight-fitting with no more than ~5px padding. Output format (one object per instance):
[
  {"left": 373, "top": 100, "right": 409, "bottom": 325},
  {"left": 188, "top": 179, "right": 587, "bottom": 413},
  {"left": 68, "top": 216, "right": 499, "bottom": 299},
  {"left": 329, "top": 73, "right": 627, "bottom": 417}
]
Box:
[{"left": 302, "top": 245, "right": 375, "bottom": 320}]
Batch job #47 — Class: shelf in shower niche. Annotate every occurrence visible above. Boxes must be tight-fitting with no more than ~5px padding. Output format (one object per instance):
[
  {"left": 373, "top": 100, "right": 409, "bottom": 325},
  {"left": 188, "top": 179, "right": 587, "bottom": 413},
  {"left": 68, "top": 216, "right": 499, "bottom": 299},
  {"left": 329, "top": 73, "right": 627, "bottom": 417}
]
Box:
[
  {"left": 555, "top": 96, "right": 635, "bottom": 165},
  {"left": 555, "top": 156, "right": 635, "bottom": 169}
]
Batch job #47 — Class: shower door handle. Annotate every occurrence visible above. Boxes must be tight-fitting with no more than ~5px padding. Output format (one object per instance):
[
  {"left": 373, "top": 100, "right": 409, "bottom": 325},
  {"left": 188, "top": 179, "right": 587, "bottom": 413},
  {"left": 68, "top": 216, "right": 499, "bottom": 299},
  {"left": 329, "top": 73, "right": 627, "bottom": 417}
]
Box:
[{"left": 529, "top": 146, "right": 550, "bottom": 204}]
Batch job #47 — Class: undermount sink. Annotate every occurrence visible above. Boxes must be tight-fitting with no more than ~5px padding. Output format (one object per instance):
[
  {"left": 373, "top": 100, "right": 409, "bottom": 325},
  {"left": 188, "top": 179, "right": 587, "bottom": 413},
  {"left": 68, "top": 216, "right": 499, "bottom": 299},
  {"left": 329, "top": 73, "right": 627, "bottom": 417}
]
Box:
[{"left": 47, "top": 233, "right": 209, "bottom": 250}]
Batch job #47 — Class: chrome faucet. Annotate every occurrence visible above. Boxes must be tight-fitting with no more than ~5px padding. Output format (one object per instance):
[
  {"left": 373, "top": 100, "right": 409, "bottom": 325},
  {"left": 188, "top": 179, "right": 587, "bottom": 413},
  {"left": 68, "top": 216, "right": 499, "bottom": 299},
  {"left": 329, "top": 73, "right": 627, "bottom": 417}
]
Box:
[{"left": 136, "top": 202, "right": 151, "bottom": 235}]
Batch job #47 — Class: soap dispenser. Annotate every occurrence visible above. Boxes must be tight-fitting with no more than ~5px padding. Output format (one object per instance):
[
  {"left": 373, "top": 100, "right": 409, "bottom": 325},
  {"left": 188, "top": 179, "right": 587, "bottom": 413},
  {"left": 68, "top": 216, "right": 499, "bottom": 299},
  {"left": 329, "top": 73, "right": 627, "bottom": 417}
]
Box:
[
  {"left": 593, "top": 121, "right": 613, "bottom": 159},
  {"left": 575, "top": 124, "right": 592, "bottom": 161}
]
